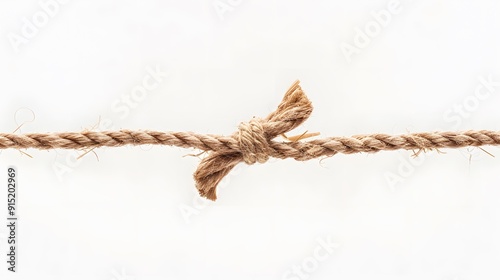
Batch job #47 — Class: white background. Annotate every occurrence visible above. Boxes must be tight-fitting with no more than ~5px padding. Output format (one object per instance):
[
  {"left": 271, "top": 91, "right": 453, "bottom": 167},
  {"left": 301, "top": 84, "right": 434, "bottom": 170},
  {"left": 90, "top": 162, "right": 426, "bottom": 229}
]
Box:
[{"left": 1, "top": 0, "right": 500, "bottom": 279}]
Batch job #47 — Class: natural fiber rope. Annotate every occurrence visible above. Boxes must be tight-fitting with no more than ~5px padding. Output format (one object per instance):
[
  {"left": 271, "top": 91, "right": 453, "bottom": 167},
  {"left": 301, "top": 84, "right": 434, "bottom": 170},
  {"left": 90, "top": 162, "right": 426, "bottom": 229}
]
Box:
[{"left": 1, "top": 80, "right": 499, "bottom": 200}]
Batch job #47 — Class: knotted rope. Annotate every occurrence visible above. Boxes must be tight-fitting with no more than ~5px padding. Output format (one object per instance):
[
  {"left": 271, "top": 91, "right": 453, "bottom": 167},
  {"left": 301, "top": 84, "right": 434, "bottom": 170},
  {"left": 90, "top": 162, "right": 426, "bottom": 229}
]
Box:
[{"left": 1, "top": 80, "right": 500, "bottom": 200}]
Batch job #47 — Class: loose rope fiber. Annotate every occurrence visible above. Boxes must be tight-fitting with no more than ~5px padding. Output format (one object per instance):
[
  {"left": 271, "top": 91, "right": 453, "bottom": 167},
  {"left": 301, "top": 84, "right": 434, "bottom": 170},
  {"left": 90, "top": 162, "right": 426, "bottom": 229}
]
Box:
[{"left": 2, "top": 80, "right": 500, "bottom": 200}]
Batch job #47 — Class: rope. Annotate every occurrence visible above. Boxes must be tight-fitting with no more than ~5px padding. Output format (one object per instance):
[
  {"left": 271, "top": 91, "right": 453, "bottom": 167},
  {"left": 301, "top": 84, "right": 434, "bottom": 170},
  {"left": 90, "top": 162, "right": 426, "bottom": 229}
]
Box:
[{"left": 1, "top": 80, "right": 499, "bottom": 200}]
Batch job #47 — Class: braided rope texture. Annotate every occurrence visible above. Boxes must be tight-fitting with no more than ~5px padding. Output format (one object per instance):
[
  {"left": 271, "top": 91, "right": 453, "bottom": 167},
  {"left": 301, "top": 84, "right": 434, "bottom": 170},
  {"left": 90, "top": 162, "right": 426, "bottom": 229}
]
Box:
[{"left": 1, "top": 81, "right": 499, "bottom": 200}]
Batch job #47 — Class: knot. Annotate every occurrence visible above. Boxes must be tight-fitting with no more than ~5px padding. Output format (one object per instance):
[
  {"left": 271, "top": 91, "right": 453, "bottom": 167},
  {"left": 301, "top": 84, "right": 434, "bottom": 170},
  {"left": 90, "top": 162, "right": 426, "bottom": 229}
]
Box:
[
  {"left": 193, "top": 80, "right": 313, "bottom": 201},
  {"left": 238, "top": 118, "right": 269, "bottom": 164}
]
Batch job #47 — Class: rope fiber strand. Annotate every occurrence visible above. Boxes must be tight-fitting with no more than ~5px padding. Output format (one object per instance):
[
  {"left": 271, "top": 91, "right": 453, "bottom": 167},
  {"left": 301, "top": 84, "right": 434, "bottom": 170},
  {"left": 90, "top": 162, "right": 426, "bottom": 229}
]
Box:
[{"left": 1, "top": 80, "right": 499, "bottom": 200}]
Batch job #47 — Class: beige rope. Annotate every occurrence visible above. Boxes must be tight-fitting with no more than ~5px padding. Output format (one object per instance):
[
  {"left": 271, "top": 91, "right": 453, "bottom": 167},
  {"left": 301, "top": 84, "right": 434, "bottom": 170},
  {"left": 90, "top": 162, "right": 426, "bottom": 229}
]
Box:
[{"left": 1, "top": 80, "right": 499, "bottom": 200}]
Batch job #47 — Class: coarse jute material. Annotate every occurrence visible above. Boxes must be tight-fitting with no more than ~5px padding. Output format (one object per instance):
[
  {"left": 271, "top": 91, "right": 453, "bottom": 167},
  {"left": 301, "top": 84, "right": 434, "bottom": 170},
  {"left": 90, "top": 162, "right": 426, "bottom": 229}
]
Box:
[{"left": 1, "top": 80, "right": 500, "bottom": 200}]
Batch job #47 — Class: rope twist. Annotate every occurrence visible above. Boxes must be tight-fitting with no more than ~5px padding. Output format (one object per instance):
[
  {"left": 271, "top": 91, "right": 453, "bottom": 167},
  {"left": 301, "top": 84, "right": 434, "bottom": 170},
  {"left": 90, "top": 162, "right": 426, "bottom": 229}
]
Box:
[{"left": 1, "top": 80, "right": 499, "bottom": 200}]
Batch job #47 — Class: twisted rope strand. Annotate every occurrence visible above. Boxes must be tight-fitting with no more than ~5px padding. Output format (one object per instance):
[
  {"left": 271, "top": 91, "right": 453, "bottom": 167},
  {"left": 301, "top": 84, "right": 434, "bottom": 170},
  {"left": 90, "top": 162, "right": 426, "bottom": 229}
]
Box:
[
  {"left": 0, "top": 131, "right": 238, "bottom": 151},
  {"left": 1, "top": 81, "right": 499, "bottom": 200},
  {"left": 2, "top": 130, "right": 498, "bottom": 157}
]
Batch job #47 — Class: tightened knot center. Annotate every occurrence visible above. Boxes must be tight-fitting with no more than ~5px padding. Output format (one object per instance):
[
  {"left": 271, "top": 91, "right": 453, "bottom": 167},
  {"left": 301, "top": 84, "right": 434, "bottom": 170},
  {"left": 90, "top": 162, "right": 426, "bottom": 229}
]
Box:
[
  {"left": 194, "top": 80, "right": 313, "bottom": 200},
  {"left": 237, "top": 118, "right": 270, "bottom": 164}
]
